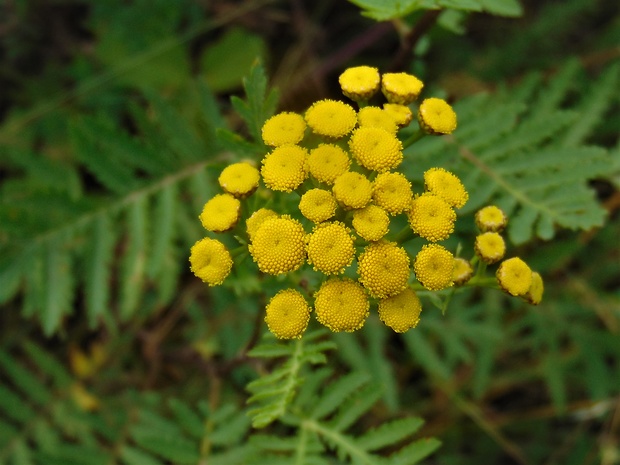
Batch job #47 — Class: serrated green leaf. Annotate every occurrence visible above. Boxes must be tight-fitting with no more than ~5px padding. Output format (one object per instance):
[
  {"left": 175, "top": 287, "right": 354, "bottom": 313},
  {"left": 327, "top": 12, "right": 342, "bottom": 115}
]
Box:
[
  {"left": 359, "top": 417, "right": 425, "bottom": 452},
  {"left": 120, "top": 445, "right": 165, "bottom": 465},
  {"left": 310, "top": 371, "right": 370, "bottom": 420},
  {"left": 120, "top": 197, "right": 148, "bottom": 320},
  {"left": 86, "top": 213, "right": 114, "bottom": 328},
  {"left": 387, "top": 437, "right": 442, "bottom": 465},
  {"left": 479, "top": 0, "right": 522, "bottom": 17}
]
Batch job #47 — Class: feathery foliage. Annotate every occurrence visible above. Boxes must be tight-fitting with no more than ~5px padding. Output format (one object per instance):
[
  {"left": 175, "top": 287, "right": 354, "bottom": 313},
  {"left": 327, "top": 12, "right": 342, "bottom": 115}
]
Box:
[{"left": 402, "top": 59, "right": 619, "bottom": 244}]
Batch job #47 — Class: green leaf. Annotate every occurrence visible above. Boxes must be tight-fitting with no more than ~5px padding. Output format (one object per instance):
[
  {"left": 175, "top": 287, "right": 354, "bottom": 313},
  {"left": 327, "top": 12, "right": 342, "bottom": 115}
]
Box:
[
  {"left": 359, "top": 417, "right": 425, "bottom": 452},
  {"left": 478, "top": 0, "right": 522, "bottom": 16}
]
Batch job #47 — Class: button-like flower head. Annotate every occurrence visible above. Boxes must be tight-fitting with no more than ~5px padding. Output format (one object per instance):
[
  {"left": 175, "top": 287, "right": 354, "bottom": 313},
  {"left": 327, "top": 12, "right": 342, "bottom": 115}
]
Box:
[
  {"left": 414, "top": 244, "right": 454, "bottom": 291},
  {"left": 314, "top": 278, "right": 369, "bottom": 332},
  {"left": 378, "top": 288, "right": 422, "bottom": 333},
  {"left": 357, "top": 241, "right": 410, "bottom": 298},
  {"left": 249, "top": 216, "right": 306, "bottom": 275},
  {"left": 265, "top": 289, "right": 311, "bottom": 339},
  {"left": 189, "top": 238, "right": 233, "bottom": 286},
  {"left": 199, "top": 193, "right": 241, "bottom": 232}
]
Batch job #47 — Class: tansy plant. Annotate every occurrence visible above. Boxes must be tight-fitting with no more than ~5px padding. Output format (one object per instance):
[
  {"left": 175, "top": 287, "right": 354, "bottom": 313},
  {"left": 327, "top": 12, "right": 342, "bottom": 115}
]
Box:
[{"left": 189, "top": 64, "right": 544, "bottom": 340}]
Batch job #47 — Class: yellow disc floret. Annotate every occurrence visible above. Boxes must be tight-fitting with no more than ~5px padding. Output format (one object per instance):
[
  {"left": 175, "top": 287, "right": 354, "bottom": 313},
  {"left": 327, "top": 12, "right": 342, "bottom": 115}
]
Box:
[
  {"left": 414, "top": 244, "right": 454, "bottom": 291},
  {"left": 453, "top": 257, "right": 474, "bottom": 286},
  {"left": 357, "top": 106, "right": 398, "bottom": 134},
  {"left": 408, "top": 193, "right": 456, "bottom": 242},
  {"left": 261, "top": 144, "right": 308, "bottom": 192},
  {"left": 497, "top": 257, "right": 532, "bottom": 297},
  {"left": 381, "top": 72, "right": 424, "bottom": 105},
  {"left": 475, "top": 232, "right": 506, "bottom": 264},
  {"left": 357, "top": 241, "right": 410, "bottom": 298},
  {"left": 249, "top": 216, "right": 306, "bottom": 275},
  {"left": 523, "top": 271, "right": 544, "bottom": 305},
  {"left": 352, "top": 205, "right": 390, "bottom": 242},
  {"left": 305, "top": 99, "right": 357, "bottom": 138},
  {"left": 475, "top": 205, "right": 508, "bottom": 232},
  {"left": 246, "top": 208, "right": 278, "bottom": 242},
  {"left": 314, "top": 278, "right": 369, "bottom": 332},
  {"left": 218, "top": 162, "right": 260, "bottom": 198},
  {"left": 348, "top": 127, "right": 403, "bottom": 172},
  {"left": 265, "top": 289, "right": 311, "bottom": 339},
  {"left": 418, "top": 98, "right": 457, "bottom": 135},
  {"left": 299, "top": 189, "right": 338, "bottom": 223},
  {"left": 378, "top": 288, "right": 422, "bottom": 333},
  {"left": 307, "top": 144, "right": 351, "bottom": 185},
  {"left": 372, "top": 171, "right": 413, "bottom": 215},
  {"left": 423, "top": 167, "right": 468, "bottom": 209},
  {"left": 262, "top": 112, "right": 306, "bottom": 147},
  {"left": 332, "top": 171, "right": 373, "bottom": 209},
  {"left": 306, "top": 222, "right": 355, "bottom": 275},
  {"left": 339, "top": 66, "right": 380, "bottom": 102},
  {"left": 189, "top": 238, "right": 233, "bottom": 286},
  {"left": 199, "top": 193, "right": 241, "bottom": 232},
  {"left": 383, "top": 103, "right": 413, "bottom": 127}
]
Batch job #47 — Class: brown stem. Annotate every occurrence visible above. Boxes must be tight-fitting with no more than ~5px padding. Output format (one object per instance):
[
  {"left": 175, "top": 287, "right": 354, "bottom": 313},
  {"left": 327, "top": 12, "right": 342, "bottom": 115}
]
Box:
[{"left": 389, "top": 9, "right": 442, "bottom": 72}]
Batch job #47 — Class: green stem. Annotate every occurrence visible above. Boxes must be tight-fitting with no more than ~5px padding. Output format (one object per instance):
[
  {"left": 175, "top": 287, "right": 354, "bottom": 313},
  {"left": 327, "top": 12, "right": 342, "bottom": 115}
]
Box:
[{"left": 402, "top": 129, "right": 426, "bottom": 149}]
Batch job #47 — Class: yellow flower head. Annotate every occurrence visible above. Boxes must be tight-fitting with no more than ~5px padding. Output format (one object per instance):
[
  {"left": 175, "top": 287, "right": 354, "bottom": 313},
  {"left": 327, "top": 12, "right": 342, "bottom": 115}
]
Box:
[
  {"left": 408, "top": 193, "right": 456, "bottom": 242},
  {"left": 261, "top": 112, "right": 307, "bottom": 147},
  {"left": 261, "top": 144, "right": 308, "bottom": 192},
  {"left": 523, "top": 271, "right": 544, "bottom": 305},
  {"left": 348, "top": 127, "right": 403, "bottom": 172},
  {"left": 265, "top": 289, "right": 311, "bottom": 339},
  {"left": 352, "top": 205, "right": 390, "bottom": 242},
  {"left": 246, "top": 208, "right": 278, "bottom": 242},
  {"left": 339, "top": 66, "right": 381, "bottom": 102},
  {"left": 496, "top": 257, "right": 532, "bottom": 296},
  {"left": 332, "top": 171, "right": 373, "bottom": 210},
  {"left": 378, "top": 288, "right": 422, "bottom": 333},
  {"left": 306, "top": 222, "right": 355, "bottom": 275},
  {"left": 357, "top": 241, "right": 410, "bottom": 298},
  {"left": 423, "top": 167, "right": 468, "bottom": 209},
  {"left": 189, "top": 237, "right": 233, "bottom": 286},
  {"left": 218, "top": 162, "right": 260, "bottom": 198},
  {"left": 199, "top": 193, "right": 241, "bottom": 232},
  {"left": 453, "top": 257, "right": 474, "bottom": 286},
  {"left": 305, "top": 99, "right": 357, "bottom": 138},
  {"left": 418, "top": 98, "right": 457, "bottom": 135},
  {"left": 381, "top": 72, "right": 424, "bottom": 105},
  {"left": 299, "top": 188, "right": 338, "bottom": 223},
  {"left": 414, "top": 244, "right": 454, "bottom": 291},
  {"left": 357, "top": 106, "right": 398, "bottom": 134},
  {"left": 314, "top": 278, "right": 369, "bottom": 332},
  {"left": 475, "top": 205, "right": 508, "bottom": 232},
  {"left": 475, "top": 232, "right": 506, "bottom": 264},
  {"left": 249, "top": 216, "right": 306, "bottom": 275},
  {"left": 372, "top": 171, "right": 413, "bottom": 215},
  {"left": 307, "top": 144, "right": 351, "bottom": 185},
  {"left": 383, "top": 103, "right": 413, "bottom": 127}
]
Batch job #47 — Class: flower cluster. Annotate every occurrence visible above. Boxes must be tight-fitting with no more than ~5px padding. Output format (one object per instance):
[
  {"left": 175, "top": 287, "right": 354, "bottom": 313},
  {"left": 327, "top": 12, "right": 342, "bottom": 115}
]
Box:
[{"left": 189, "top": 65, "right": 543, "bottom": 340}]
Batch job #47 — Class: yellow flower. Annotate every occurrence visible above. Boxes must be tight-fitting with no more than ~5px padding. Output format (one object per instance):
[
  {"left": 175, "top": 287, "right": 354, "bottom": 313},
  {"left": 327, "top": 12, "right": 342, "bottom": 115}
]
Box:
[
  {"left": 332, "top": 171, "right": 373, "bottom": 210},
  {"left": 414, "top": 244, "right": 454, "bottom": 291},
  {"left": 307, "top": 144, "right": 351, "bottom": 185},
  {"left": 265, "top": 289, "right": 311, "bottom": 339},
  {"left": 348, "top": 127, "right": 403, "bottom": 172},
  {"left": 299, "top": 189, "right": 337, "bottom": 223},
  {"left": 372, "top": 171, "right": 413, "bottom": 215},
  {"left": 383, "top": 103, "right": 413, "bottom": 127},
  {"left": 314, "top": 278, "right": 369, "bottom": 332},
  {"left": 357, "top": 241, "right": 410, "bottom": 298},
  {"left": 496, "top": 257, "right": 532, "bottom": 296},
  {"left": 306, "top": 222, "right": 355, "bottom": 275},
  {"left": 246, "top": 208, "right": 278, "bottom": 242},
  {"left": 261, "top": 144, "right": 308, "bottom": 192},
  {"left": 189, "top": 237, "right": 233, "bottom": 286},
  {"left": 381, "top": 72, "right": 424, "bottom": 105},
  {"left": 378, "top": 288, "right": 422, "bottom": 333},
  {"left": 408, "top": 193, "right": 456, "bottom": 242},
  {"left": 475, "top": 205, "right": 507, "bottom": 232},
  {"left": 218, "top": 162, "right": 260, "bottom": 198},
  {"left": 262, "top": 112, "right": 306, "bottom": 146},
  {"left": 199, "top": 193, "right": 241, "bottom": 232},
  {"left": 523, "top": 271, "right": 544, "bottom": 305},
  {"left": 305, "top": 99, "right": 357, "bottom": 138},
  {"left": 357, "top": 106, "right": 398, "bottom": 134},
  {"left": 453, "top": 257, "right": 473, "bottom": 286},
  {"left": 249, "top": 216, "right": 306, "bottom": 275},
  {"left": 352, "top": 205, "right": 390, "bottom": 242},
  {"left": 423, "top": 167, "right": 468, "bottom": 209},
  {"left": 418, "top": 98, "right": 457, "bottom": 135},
  {"left": 475, "top": 232, "right": 506, "bottom": 264},
  {"left": 339, "top": 65, "right": 380, "bottom": 101}
]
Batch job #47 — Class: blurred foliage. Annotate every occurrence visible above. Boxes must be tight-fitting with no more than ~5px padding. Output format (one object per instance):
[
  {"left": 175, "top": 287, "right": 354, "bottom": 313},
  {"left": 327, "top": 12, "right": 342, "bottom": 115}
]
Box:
[{"left": 1, "top": 0, "right": 619, "bottom": 464}]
